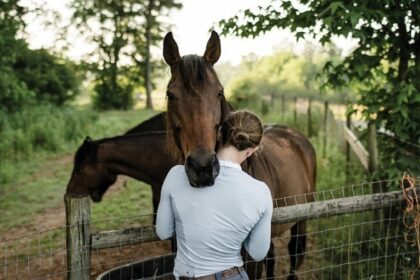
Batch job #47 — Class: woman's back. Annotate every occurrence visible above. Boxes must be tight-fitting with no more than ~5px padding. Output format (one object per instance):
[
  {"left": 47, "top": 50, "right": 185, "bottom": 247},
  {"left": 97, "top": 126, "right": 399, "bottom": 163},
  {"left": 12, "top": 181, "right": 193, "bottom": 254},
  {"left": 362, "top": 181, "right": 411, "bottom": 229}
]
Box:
[{"left": 157, "top": 162, "right": 272, "bottom": 277}]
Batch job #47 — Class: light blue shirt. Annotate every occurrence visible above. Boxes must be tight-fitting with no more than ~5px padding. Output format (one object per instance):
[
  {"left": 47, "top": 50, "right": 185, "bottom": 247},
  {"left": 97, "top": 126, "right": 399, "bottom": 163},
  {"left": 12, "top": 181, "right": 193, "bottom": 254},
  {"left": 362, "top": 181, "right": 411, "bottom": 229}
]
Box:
[{"left": 156, "top": 160, "right": 273, "bottom": 278}]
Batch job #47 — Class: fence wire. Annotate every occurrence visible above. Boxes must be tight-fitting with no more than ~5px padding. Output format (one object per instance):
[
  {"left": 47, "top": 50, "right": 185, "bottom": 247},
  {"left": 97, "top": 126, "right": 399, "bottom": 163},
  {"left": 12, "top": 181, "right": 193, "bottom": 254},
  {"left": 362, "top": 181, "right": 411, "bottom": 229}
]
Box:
[{"left": 1, "top": 178, "right": 419, "bottom": 280}]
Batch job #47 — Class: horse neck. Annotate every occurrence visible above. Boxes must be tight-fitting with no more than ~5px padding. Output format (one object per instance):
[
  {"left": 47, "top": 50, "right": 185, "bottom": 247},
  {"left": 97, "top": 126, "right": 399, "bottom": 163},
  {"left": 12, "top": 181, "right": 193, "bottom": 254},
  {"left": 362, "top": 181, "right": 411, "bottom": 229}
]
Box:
[{"left": 97, "top": 135, "right": 172, "bottom": 185}]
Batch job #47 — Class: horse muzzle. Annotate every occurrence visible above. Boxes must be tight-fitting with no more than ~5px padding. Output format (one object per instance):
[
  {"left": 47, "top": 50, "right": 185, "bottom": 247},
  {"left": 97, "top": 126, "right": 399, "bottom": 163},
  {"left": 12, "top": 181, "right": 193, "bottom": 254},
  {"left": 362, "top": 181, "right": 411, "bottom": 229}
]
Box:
[{"left": 185, "top": 151, "right": 220, "bottom": 188}]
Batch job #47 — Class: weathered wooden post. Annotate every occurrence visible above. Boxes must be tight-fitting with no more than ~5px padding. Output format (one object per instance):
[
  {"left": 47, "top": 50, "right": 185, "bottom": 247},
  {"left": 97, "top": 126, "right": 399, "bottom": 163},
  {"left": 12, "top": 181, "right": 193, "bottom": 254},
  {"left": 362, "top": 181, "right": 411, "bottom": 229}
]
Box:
[
  {"left": 345, "top": 113, "right": 351, "bottom": 182},
  {"left": 368, "top": 121, "right": 380, "bottom": 191},
  {"left": 323, "top": 101, "right": 329, "bottom": 157},
  {"left": 65, "top": 194, "right": 91, "bottom": 280},
  {"left": 368, "top": 121, "right": 379, "bottom": 176},
  {"left": 307, "top": 98, "right": 313, "bottom": 137},
  {"left": 293, "top": 97, "right": 297, "bottom": 125}
]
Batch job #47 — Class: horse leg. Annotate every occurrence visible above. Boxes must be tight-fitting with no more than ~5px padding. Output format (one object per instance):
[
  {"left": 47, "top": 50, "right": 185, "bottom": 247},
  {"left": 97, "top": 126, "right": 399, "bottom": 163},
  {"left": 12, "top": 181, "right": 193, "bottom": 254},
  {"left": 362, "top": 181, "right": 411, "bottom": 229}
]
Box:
[
  {"left": 265, "top": 241, "right": 275, "bottom": 279},
  {"left": 287, "top": 221, "right": 307, "bottom": 280}
]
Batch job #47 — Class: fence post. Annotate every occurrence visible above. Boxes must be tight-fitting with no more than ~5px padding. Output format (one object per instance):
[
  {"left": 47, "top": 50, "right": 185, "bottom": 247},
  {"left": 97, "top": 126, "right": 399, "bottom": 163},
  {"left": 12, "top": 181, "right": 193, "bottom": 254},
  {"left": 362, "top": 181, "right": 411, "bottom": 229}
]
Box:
[
  {"left": 323, "top": 101, "right": 329, "bottom": 157},
  {"left": 293, "top": 97, "right": 297, "bottom": 125},
  {"left": 345, "top": 114, "right": 351, "bottom": 182},
  {"left": 65, "top": 194, "right": 91, "bottom": 280},
  {"left": 307, "top": 98, "right": 313, "bottom": 137},
  {"left": 368, "top": 121, "right": 380, "bottom": 191}
]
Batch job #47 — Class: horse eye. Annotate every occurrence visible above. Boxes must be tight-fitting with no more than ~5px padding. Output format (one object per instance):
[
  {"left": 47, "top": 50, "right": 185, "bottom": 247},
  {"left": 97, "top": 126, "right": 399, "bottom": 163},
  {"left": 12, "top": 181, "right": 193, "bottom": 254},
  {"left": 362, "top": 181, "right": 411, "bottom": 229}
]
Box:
[
  {"left": 166, "top": 91, "right": 176, "bottom": 101},
  {"left": 217, "top": 90, "right": 224, "bottom": 98}
]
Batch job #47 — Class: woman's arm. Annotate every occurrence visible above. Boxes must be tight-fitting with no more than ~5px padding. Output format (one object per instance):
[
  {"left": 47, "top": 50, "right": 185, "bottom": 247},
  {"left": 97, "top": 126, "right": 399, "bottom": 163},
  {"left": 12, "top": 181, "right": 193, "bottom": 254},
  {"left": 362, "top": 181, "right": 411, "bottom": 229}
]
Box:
[
  {"left": 155, "top": 168, "right": 177, "bottom": 240},
  {"left": 243, "top": 188, "right": 273, "bottom": 261}
]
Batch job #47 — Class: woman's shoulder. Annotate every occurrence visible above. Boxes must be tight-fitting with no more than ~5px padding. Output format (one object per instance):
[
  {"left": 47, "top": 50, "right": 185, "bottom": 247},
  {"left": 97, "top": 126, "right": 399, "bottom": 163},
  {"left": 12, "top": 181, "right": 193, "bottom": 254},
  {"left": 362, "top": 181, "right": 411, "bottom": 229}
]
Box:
[
  {"left": 239, "top": 171, "right": 270, "bottom": 191},
  {"left": 167, "top": 165, "right": 185, "bottom": 176}
]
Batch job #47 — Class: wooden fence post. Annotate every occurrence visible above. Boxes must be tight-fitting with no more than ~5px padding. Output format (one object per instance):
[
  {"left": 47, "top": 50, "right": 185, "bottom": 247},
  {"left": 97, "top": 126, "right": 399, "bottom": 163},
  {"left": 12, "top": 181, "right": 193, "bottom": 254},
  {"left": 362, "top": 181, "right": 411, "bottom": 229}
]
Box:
[
  {"left": 368, "top": 121, "right": 380, "bottom": 191},
  {"left": 293, "top": 97, "right": 297, "bottom": 125},
  {"left": 65, "top": 194, "right": 91, "bottom": 280},
  {"left": 345, "top": 114, "right": 351, "bottom": 182},
  {"left": 323, "top": 101, "right": 329, "bottom": 157},
  {"left": 307, "top": 98, "right": 313, "bottom": 137}
]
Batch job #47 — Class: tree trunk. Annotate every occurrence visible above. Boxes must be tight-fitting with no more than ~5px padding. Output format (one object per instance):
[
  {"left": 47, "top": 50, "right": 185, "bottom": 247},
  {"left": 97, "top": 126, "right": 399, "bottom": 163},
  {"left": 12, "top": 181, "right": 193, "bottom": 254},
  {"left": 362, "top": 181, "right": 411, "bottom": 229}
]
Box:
[{"left": 145, "top": 0, "right": 154, "bottom": 109}]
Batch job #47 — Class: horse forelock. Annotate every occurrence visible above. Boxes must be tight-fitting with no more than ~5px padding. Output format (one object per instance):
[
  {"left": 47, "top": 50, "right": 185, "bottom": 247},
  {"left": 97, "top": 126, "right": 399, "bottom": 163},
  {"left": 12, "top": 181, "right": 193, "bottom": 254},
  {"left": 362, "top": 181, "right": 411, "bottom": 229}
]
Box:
[{"left": 169, "top": 55, "right": 215, "bottom": 93}]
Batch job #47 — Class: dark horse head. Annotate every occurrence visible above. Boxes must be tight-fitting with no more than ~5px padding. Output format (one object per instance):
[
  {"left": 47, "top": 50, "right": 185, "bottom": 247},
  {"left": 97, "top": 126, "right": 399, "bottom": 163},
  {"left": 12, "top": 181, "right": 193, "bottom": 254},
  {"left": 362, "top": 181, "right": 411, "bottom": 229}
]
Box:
[
  {"left": 66, "top": 137, "right": 117, "bottom": 202},
  {"left": 163, "top": 31, "right": 231, "bottom": 187}
]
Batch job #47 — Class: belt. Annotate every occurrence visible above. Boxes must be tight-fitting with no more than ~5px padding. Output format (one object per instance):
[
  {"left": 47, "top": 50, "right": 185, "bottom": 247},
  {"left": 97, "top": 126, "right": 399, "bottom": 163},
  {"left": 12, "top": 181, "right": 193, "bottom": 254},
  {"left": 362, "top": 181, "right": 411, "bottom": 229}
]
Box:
[{"left": 179, "top": 266, "right": 245, "bottom": 280}]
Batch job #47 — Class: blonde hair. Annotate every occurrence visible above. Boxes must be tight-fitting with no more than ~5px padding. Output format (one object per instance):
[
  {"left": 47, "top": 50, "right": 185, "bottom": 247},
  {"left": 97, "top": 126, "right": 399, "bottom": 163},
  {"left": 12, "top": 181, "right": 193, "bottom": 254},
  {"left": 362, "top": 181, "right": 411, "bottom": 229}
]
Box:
[{"left": 220, "top": 111, "right": 263, "bottom": 151}]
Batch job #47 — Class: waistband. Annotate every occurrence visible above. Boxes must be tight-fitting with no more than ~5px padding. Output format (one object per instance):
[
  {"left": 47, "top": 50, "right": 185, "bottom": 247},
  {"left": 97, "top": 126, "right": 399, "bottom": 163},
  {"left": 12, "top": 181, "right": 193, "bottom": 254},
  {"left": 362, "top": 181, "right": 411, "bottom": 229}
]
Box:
[{"left": 179, "top": 266, "right": 245, "bottom": 280}]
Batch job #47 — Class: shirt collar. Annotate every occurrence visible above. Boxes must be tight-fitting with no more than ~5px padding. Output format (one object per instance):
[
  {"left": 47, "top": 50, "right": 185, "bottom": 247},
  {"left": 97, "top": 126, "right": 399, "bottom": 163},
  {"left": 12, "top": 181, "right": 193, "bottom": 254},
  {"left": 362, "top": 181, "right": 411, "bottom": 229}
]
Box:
[{"left": 219, "top": 159, "right": 242, "bottom": 170}]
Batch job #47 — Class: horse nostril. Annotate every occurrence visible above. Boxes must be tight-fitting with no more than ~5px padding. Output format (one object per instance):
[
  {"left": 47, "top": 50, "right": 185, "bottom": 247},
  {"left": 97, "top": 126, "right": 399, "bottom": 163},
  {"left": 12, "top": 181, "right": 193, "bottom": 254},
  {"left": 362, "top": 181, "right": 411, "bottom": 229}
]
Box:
[{"left": 186, "top": 156, "right": 196, "bottom": 169}]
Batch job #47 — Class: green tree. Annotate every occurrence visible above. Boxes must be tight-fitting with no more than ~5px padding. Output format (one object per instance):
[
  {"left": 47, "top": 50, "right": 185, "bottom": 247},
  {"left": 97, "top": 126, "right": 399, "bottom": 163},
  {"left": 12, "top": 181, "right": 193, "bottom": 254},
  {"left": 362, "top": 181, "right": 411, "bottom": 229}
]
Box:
[
  {"left": 69, "top": 0, "right": 181, "bottom": 110},
  {"left": 70, "top": 0, "right": 137, "bottom": 110},
  {"left": 0, "top": 0, "right": 34, "bottom": 112},
  {"left": 133, "top": 0, "right": 182, "bottom": 109},
  {"left": 219, "top": 0, "right": 420, "bottom": 176},
  {"left": 13, "top": 48, "right": 81, "bottom": 106}
]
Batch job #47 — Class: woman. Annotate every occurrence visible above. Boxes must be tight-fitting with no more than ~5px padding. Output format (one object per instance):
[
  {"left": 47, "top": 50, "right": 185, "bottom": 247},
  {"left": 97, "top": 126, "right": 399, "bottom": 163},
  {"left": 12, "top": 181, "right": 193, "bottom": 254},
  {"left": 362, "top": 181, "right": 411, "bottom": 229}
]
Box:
[{"left": 156, "top": 110, "right": 273, "bottom": 280}]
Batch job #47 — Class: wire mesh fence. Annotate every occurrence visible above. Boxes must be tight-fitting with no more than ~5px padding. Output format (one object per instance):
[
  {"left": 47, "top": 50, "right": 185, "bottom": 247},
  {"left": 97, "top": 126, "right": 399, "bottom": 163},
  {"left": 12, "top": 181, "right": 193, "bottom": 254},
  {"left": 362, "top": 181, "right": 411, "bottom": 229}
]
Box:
[{"left": 1, "top": 177, "right": 419, "bottom": 280}]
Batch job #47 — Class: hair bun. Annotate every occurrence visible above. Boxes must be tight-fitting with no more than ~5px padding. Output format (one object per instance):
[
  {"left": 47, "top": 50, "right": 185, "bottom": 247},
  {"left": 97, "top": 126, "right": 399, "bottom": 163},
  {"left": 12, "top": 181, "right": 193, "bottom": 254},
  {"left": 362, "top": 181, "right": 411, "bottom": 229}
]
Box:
[
  {"left": 220, "top": 110, "right": 263, "bottom": 151},
  {"left": 235, "top": 130, "right": 249, "bottom": 141},
  {"left": 230, "top": 128, "right": 250, "bottom": 148}
]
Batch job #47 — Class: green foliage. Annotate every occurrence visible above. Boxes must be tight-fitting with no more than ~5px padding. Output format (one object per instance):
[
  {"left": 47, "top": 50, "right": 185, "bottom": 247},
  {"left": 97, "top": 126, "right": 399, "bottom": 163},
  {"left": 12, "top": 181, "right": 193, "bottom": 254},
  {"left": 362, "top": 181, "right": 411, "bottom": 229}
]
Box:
[
  {"left": 219, "top": 0, "right": 420, "bottom": 177},
  {"left": 0, "top": 0, "right": 81, "bottom": 111},
  {"left": 225, "top": 50, "right": 347, "bottom": 111},
  {"left": 93, "top": 80, "right": 134, "bottom": 110},
  {"left": 0, "top": 0, "right": 34, "bottom": 112},
  {"left": 13, "top": 48, "right": 81, "bottom": 106},
  {"left": 0, "top": 69, "right": 35, "bottom": 112},
  {"left": 0, "top": 105, "right": 97, "bottom": 165}
]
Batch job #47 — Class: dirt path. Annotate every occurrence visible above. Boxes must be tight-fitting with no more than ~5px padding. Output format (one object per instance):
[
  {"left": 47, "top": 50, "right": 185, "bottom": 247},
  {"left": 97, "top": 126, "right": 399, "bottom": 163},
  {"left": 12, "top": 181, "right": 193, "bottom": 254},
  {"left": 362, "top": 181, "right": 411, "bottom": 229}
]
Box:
[{"left": 1, "top": 153, "right": 128, "bottom": 241}]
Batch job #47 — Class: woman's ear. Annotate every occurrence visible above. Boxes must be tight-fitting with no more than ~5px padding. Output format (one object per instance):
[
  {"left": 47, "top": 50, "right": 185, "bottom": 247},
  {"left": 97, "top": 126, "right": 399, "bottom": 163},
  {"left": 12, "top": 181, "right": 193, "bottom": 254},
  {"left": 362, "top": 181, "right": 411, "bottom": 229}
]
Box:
[{"left": 245, "top": 147, "right": 258, "bottom": 158}]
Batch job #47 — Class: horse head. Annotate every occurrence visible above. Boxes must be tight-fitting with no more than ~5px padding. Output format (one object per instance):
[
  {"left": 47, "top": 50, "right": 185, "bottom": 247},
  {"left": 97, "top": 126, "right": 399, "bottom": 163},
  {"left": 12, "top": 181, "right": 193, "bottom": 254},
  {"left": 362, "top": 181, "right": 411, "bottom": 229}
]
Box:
[
  {"left": 66, "top": 136, "right": 117, "bottom": 202},
  {"left": 163, "top": 31, "right": 231, "bottom": 187}
]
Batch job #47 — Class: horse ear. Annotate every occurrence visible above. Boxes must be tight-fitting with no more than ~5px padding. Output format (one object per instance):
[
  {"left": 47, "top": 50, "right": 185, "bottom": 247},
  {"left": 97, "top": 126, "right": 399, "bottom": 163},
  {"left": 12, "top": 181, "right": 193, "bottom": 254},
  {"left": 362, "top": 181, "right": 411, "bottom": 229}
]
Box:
[
  {"left": 163, "top": 32, "right": 181, "bottom": 66},
  {"left": 83, "top": 136, "right": 95, "bottom": 155},
  {"left": 204, "top": 31, "right": 221, "bottom": 65}
]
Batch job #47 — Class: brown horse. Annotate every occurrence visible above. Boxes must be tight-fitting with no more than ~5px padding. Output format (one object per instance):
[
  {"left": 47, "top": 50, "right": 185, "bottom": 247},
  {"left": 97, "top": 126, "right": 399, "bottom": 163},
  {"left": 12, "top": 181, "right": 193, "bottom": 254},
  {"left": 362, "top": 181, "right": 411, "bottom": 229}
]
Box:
[
  {"left": 163, "top": 31, "right": 316, "bottom": 280},
  {"left": 65, "top": 113, "right": 181, "bottom": 216}
]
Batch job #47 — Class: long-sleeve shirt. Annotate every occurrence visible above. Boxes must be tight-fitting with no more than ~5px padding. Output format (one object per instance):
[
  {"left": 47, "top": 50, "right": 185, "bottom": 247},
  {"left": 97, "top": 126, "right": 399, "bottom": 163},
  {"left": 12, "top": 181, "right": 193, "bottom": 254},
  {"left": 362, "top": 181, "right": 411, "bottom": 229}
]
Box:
[{"left": 156, "top": 159, "right": 273, "bottom": 278}]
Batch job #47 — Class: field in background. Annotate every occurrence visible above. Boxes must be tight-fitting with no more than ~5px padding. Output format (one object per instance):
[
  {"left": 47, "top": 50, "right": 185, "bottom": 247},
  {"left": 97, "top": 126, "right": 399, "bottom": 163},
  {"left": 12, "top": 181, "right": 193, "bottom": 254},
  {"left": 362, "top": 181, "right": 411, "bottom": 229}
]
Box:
[{"left": 0, "top": 108, "right": 156, "bottom": 236}]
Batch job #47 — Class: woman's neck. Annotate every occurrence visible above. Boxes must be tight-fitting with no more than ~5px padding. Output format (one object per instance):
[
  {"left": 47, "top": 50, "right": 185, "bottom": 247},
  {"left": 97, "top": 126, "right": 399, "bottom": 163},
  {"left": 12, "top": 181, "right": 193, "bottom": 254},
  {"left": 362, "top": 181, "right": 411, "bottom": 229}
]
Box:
[{"left": 217, "top": 146, "right": 245, "bottom": 165}]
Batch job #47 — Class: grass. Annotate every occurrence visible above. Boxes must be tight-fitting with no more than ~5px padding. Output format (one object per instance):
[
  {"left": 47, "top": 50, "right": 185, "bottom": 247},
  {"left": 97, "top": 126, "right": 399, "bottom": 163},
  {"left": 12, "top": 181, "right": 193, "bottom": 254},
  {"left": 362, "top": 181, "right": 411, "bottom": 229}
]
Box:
[
  {"left": 90, "top": 178, "right": 154, "bottom": 231},
  {"left": 0, "top": 107, "right": 157, "bottom": 235}
]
